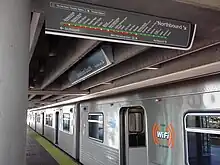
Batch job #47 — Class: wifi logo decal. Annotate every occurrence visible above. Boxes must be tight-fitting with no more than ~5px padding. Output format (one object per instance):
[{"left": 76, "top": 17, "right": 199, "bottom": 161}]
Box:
[{"left": 152, "top": 123, "right": 175, "bottom": 148}]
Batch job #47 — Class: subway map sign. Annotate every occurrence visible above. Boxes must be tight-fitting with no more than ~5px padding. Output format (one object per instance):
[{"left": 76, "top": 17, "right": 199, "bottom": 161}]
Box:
[{"left": 45, "top": 0, "right": 196, "bottom": 50}]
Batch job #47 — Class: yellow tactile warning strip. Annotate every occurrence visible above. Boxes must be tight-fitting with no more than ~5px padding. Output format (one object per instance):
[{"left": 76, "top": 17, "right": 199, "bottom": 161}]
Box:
[{"left": 28, "top": 128, "right": 79, "bottom": 165}]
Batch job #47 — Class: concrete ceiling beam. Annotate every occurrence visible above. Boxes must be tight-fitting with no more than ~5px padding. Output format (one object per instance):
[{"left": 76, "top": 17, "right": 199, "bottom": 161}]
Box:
[
  {"left": 40, "top": 39, "right": 100, "bottom": 90},
  {"left": 49, "top": 95, "right": 70, "bottom": 101},
  {"left": 28, "top": 94, "right": 36, "bottom": 100},
  {"left": 29, "top": 89, "right": 89, "bottom": 95},
  {"left": 41, "top": 94, "right": 53, "bottom": 101},
  {"left": 90, "top": 41, "right": 220, "bottom": 93},
  {"left": 29, "top": 12, "right": 44, "bottom": 63},
  {"left": 80, "top": 38, "right": 220, "bottom": 90}
]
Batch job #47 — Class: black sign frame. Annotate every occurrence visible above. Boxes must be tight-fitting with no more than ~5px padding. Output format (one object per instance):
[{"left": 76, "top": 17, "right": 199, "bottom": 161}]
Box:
[{"left": 45, "top": 0, "right": 197, "bottom": 50}]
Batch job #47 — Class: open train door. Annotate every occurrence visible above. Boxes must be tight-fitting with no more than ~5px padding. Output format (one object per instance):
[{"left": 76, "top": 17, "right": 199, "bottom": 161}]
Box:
[{"left": 120, "top": 106, "right": 148, "bottom": 165}]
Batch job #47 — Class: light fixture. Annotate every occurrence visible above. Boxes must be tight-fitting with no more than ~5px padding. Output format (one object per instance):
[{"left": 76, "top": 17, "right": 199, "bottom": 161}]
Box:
[
  {"left": 144, "top": 66, "right": 160, "bottom": 70},
  {"left": 29, "top": 85, "right": 34, "bottom": 89},
  {"left": 40, "top": 67, "right": 44, "bottom": 72},
  {"left": 155, "top": 98, "right": 162, "bottom": 102},
  {"left": 49, "top": 52, "right": 56, "bottom": 57}
]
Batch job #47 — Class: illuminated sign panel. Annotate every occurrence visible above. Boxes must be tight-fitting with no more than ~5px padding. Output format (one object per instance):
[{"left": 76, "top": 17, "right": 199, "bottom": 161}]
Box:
[{"left": 45, "top": 0, "right": 197, "bottom": 50}]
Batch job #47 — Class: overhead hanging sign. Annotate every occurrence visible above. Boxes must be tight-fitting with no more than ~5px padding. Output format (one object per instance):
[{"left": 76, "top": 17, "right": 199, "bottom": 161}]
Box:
[
  {"left": 67, "top": 45, "right": 113, "bottom": 86},
  {"left": 45, "top": 0, "right": 197, "bottom": 50}
]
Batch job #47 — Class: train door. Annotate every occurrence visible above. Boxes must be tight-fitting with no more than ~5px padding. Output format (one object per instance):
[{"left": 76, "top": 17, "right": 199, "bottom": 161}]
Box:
[
  {"left": 34, "top": 113, "right": 37, "bottom": 131},
  {"left": 42, "top": 112, "right": 44, "bottom": 135},
  {"left": 55, "top": 112, "right": 59, "bottom": 144},
  {"left": 120, "top": 106, "right": 148, "bottom": 165}
]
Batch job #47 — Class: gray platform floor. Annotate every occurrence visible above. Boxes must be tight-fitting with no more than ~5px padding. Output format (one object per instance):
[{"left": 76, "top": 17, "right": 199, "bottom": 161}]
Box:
[{"left": 26, "top": 134, "right": 59, "bottom": 165}]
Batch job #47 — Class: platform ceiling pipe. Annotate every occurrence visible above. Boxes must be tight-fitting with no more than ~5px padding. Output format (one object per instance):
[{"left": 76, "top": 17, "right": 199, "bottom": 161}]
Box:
[{"left": 0, "top": 0, "right": 30, "bottom": 164}]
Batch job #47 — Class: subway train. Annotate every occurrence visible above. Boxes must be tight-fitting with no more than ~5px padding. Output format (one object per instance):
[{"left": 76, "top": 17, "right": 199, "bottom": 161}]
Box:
[{"left": 27, "top": 75, "right": 220, "bottom": 165}]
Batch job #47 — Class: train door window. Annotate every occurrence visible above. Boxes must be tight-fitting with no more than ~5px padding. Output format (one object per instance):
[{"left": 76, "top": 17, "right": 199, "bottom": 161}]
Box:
[
  {"left": 185, "top": 113, "right": 220, "bottom": 165},
  {"left": 46, "top": 114, "right": 53, "bottom": 126},
  {"left": 63, "top": 113, "right": 70, "bottom": 132},
  {"left": 36, "top": 114, "right": 40, "bottom": 123},
  {"left": 128, "top": 108, "right": 145, "bottom": 147},
  {"left": 129, "top": 112, "right": 143, "bottom": 133},
  {"left": 88, "top": 113, "right": 104, "bottom": 142}
]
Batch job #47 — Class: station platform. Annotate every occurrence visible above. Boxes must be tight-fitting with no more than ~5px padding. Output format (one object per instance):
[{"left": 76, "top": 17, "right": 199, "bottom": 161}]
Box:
[{"left": 26, "top": 127, "right": 78, "bottom": 165}]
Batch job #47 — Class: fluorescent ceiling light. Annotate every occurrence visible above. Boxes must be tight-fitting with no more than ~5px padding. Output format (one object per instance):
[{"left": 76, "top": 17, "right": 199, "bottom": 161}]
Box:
[
  {"left": 144, "top": 67, "right": 160, "bottom": 70},
  {"left": 40, "top": 67, "right": 44, "bottom": 72},
  {"left": 49, "top": 52, "right": 56, "bottom": 57},
  {"left": 102, "top": 82, "right": 112, "bottom": 85}
]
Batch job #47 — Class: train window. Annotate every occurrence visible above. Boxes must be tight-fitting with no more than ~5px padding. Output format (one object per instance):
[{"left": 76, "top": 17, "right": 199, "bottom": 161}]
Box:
[
  {"left": 186, "top": 115, "right": 220, "bottom": 129},
  {"left": 185, "top": 113, "right": 220, "bottom": 165},
  {"left": 88, "top": 113, "right": 104, "bottom": 142},
  {"left": 63, "top": 113, "right": 70, "bottom": 132},
  {"left": 46, "top": 114, "right": 53, "bottom": 126},
  {"left": 128, "top": 108, "right": 145, "bottom": 147},
  {"left": 128, "top": 112, "right": 143, "bottom": 133}
]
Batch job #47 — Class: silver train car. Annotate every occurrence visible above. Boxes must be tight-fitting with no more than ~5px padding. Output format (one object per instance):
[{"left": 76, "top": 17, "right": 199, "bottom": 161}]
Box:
[{"left": 27, "top": 75, "right": 220, "bottom": 165}]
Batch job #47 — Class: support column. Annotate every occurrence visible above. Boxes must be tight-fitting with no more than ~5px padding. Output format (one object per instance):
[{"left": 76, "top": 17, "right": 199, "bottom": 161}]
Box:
[{"left": 0, "top": 0, "right": 30, "bottom": 165}]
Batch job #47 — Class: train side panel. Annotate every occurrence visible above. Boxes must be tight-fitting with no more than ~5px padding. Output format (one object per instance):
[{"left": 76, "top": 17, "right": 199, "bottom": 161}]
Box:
[
  {"left": 27, "top": 111, "right": 35, "bottom": 129},
  {"left": 79, "top": 75, "right": 220, "bottom": 165},
  {"left": 143, "top": 97, "right": 185, "bottom": 165},
  {"left": 58, "top": 105, "right": 76, "bottom": 157},
  {"left": 44, "top": 108, "right": 56, "bottom": 142},
  {"left": 35, "top": 112, "right": 43, "bottom": 134},
  {"left": 28, "top": 75, "right": 220, "bottom": 165},
  {"left": 78, "top": 96, "right": 192, "bottom": 165},
  {"left": 143, "top": 90, "right": 220, "bottom": 165},
  {"left": 79, "top": 103, "right": 121, "bottom": 165},
  {"left": 44, "top": 126, "right": 54, "bottom": 142}
]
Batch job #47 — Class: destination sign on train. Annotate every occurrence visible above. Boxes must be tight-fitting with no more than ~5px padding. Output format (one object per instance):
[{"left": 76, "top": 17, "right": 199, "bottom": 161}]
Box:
[{"left": 45, "top": 0, "right": 197, "bottom": 50}]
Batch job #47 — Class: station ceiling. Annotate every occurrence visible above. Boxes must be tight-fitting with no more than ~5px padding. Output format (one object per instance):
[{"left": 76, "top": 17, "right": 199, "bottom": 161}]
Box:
[{"left": 29, "top": 0, "right": 220, "bottom": 108}]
